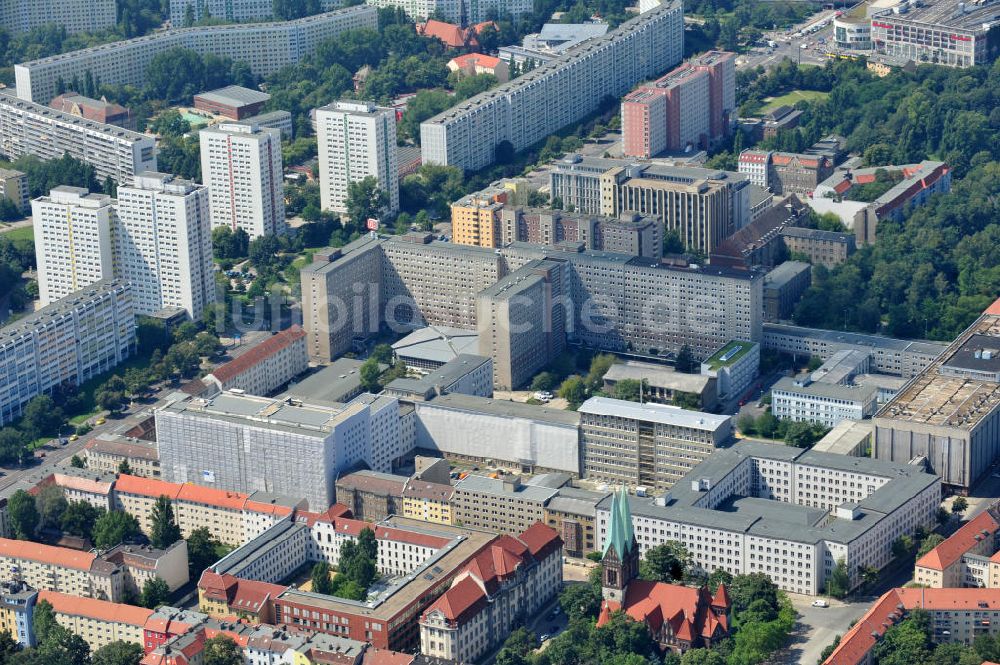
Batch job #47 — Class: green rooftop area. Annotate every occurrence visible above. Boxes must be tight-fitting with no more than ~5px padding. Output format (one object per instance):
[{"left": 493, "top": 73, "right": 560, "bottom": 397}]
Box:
[{"left": 704, "top": 340, "right": 753, "bottom": 370}]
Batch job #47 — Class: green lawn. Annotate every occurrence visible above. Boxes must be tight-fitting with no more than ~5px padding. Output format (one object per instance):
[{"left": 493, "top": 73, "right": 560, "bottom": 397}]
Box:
[
  {"left": 760, "top": 90, "right": 830, "bottom": 113},
  {"left": 1, "top": 226, "right": 33, "bottom": 242}
]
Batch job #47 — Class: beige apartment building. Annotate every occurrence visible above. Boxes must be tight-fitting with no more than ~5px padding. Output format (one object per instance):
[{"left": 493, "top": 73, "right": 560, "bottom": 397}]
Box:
[
  {"left": 0, "top": 539, "right": 124, "bottom": 602},
  {"left": 38, "top": 590, "right": 152, "bottom": 652},
  {"left": 204, "top": 325, "right": 308, "bottom": 396},
  {"left": 83, "top": 434, "right": 160, "bottom": 478},
  {"left": 451, "top": 475, "right": 558, "bottom": 534}
]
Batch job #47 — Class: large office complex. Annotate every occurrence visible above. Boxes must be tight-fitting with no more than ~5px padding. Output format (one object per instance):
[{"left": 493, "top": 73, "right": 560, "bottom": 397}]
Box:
[
  {"left": 547, "top": 155, "right": 751, "bottom": 254},
  {"left": 498, "top": 22, "right": 609, "bottom": 66},
  {"left": 302, "top": 234, "right": 763, "bottom": 375},
  {"left": 0, "top": 280, "right": 134, "bottom": 427},
  {"left": 874, "top": 298, "right": 1000, "bottom": 491},
  {"left": 316, "top": 101, "right": 399, "bottom": 216},
  {"left": 597, "top": 440, "right": 940, "bottom": 595},
  {"left": 450, "top": 188, "right": 662, "bottom": 258},
  {"left": 622, "top": 51, "right": 735, "bottom": 158},
  {"left": 14, "top": 6, "right": 378, "bottom": 104},
  {"left": 762, "top": 323, "right": 947, "bottom": 377},
  {"left": 579, "top": 396, "right": 733, "bottom": 492},
  {"left": 169, "top": 0, "right": 343, "bottom": 26},
  {"left": 32, "top": 187, "right": 116, "bottom": 306},
  {"left": 0, "top": 94, "right": 156, "bottom": 184},
  {"left": 419, "top": 1, "right": 683, "bottom": 172},
  {"left": 0, "top": 0, "right": 116, "bottom": 34},
  {"left": 115, "top": 173, "right": 215, "bottom": 319},
  {"left": 200, "top": 122, "right": 286, "bottom": 239},
  {"left": 870, "top": 0, "right": 1000, "bottom": 68},
  {"left": 155, "top": 391, "right": 406, "bottom": 509}
]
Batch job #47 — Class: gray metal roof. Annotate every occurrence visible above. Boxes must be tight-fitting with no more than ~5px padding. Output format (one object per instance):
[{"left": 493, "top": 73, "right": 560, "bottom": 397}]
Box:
[
  {"left": 763, "top": 322, "right": 948, "bottom": 357},
  {"left": 772, "top": 376, "right": 877, "bottom": 403},
  {"left": 196, "top": 85, "right": 270, "bottom": 107},
  {"left": 392, "top": 326, "right": 480, "bottom": 365},
  {"left": 602, "top": 361, "right": 712, "bottom": 393},
  {"left": 764, "top": 261, "right": 811, "bottom": 290},
  {"left": 454, "top": 474, "right": 559, "bottom": 502},
  {"left": 283, "top": 358, "right": 382, "bottom": 404},
  {"left": 422, "top": 393, "right": 582, "bottom": 426},
  {"left": 578, "top": 396, "right": 729, "bottom": 431}
]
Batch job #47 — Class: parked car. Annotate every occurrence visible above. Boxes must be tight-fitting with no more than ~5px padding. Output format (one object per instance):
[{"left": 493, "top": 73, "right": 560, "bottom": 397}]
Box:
[{"left": 812, "top": 599, "right": 830, "bottom": 608}]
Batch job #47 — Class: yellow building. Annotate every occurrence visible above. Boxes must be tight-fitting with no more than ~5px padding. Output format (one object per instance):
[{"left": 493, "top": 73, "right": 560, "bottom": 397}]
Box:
[
  {"left": 450, "top": 188, "right": 507, "bottom": 247},
  {"left": 38, "top": 590, "right": 152, "bottom": 651},
  {"left": 401, "top": 480, "right": 455, "bottom": 525}
]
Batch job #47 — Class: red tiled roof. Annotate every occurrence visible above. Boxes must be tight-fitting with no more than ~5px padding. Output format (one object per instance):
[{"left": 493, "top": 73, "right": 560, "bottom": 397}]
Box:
[
  {"left": 602, "top": 580, "right": 729, "bottom": 645},
  {"left": 375, "top": 525, "right": 450, "bottom": 549},
  {"left": 39, "top": 590, "right": 153, "bottom": 626},
  {"left": 915, "top": 509, "right": 1000, "bottom": 571},
  {"left": 517, "top": 522, "right": 562, "bottom": 559},
  {"left": 0, "top": 537, "right": 96, "bottom": 571},
  {"left": 417, "top": 20, "right": 470, "bottom": 48},
  {"left": 712, "top": 583, "right": 730, "bottom": 608},
  {"left": 115, "top": 475, "right": 183, "bottom": 501},
  {"left": 986, "top": 298, "right": 1000, "bottom": 316},
  {"left": 198, "top": 572, "right": 287, "bottom": 613},
  {"left": 422, "top": 576, "right": 487, "bottom": 623},
  {"left": 210, "top": 325, "right": 305, "bottom": 384},
  {"left": 363, "top": 648, "right": 416, "bottom": 665},
  {"left": 449, "top": 53, "right": 502, "bottom": 69}
]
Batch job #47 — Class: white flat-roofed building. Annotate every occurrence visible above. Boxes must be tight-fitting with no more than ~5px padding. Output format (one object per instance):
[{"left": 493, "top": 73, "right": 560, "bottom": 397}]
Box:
[
  {"left": 155, "top": 391, "right": 403, "bottom": 509},
  {"left": 412, "top": 393, "right": 581, "bottom": 475},
  {"left": 14, "top": 6, "right": 379, "bottom": 104},
  {"left": 701, "top": 340, "right": 760, "bottom": 400},
  {"left": 200, "top": 122, "right": 286, "bottom": 239},
  {"left": 0, "top": 0, "right": 116, "bottom": 34},
  {"left": 0, "top": 280, "right": 134, "bottom": 426},
  {"left": 772, "top": 376, "right": 878, "bottom": 428},
  {"left": 595, "top": 439, "right": 941, "bottom": 595},
  {"left": 579, "top": 396, "right": 733, "bottom": 492},
  {"left": 316, "top": 100, "right": 399, "bottom": 216},
  {"left": 0, "top": 94, "right": 156, "bottom": 183},
  {"left": 32, "top": 187, "right": 115, "bottom": 305},
  {"left": 115, "top": 172, "right": 215, "bottom": 319}
]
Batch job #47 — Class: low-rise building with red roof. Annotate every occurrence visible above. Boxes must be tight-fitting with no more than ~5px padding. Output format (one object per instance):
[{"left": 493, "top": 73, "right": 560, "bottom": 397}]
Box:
[
  {"left": 203, "top": 325, "right": 308, "bottom": 397},
  {"left": 418, "top": 522, "right": 562, "bottom": 663},
  {"left": 914, "top": 503, "right": 1000, "bottom": 588},
  {"left": 417, "top": 20, "right": 495, "bottom": 49},
  {"left": 197, "top": 571, "right": 288, "bottom": 623},
  {"left": 823, "top": 588, "right": 1000, "bottom": 665},
  {"left": 446, "top": 53, "right": 510, "bottom": 82}
]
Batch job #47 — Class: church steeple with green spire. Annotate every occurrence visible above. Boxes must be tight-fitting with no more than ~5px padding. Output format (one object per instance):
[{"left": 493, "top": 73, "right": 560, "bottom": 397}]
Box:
[{"left": 601, "top": 486, "right": 639, "bottom": 602}]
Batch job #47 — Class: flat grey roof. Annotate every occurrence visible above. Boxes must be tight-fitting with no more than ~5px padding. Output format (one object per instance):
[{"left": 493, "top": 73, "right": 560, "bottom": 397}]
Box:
[
  {"left": 195, "top": 85, "right": 270, "bottom": 107},
  {"left": 161, "top": 392, "right": 357, "bottom": 436},
  {"left": 781, "top": 226, "right": 853, "bottom": 243},
  {"left": 386, "top": 354, "right": 490, "bottom": 395},
  {"left": 0, "top": 279, "right": 129, "bottom": 346},
  {"left": 579, "top": 396, "right": 729, "bottom": 431},
  {"left": 765, "top": 261, "right": 811, "bottom": 290},
  {"left": 422, "top": 393, "right": 582, "bottom": 426},
  {"left": 454, "top": 475, "right": 559, "bottom": 502},
  {"left": 773, "top": 376, "right": 877, "bottom": 403},
  {"left": 602, "top": 361, "right": 713, "bottom": 393},
  {"left": 283, "top": 358, "right": 380, "bottom": 404},
  {"left": 392, "top": 326, "right": 480, "bottom": 364},
  {"left": 763, "top": 322, "right": 948, "bottom": 357}
]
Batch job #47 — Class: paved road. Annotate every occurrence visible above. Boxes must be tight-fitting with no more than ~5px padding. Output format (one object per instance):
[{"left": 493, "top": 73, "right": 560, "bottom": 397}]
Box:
[{"left": 0, "top": 218, "right": 32, "bottom": 235}]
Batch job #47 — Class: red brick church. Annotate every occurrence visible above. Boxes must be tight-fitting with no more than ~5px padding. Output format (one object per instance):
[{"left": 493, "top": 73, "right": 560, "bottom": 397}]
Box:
[{"left": 597, "top": 487, "right": 731, "bottom": 652}]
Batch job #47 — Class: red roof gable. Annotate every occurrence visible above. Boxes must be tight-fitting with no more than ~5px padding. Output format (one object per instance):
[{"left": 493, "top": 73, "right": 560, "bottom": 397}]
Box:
[
  {"left": 517, "top": 522, "right": 562, "bottom": 559},
  {"left": 210, "top": 325, "right": 305, "bottom": 384},
  {"left": 423, "top": 576, "right": 488, "bottom": 623},
  {"left": 915, "top": 509, "right": 1000, "bottom": 571},
  {"left": 417, "top": 20, "right": 472, "bottom": 48}
]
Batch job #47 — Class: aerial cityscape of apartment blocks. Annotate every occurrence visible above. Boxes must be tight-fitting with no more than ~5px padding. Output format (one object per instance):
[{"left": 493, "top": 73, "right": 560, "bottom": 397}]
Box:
[
  {"left": 419, "top": 1, "right": 684, "bottom": 172},
  {"left": 14, "top": 5, "right": 379, "bottom": 104},
  {"left": 0, "top": 280, "right": 134, "bottom": 427},
  {"left": 874, "top": 299, "right": 1000, "bottom": 491},
  {"left": 169, "top": 0, "right": 343, "bottom": 25},
  {"left": 199, "top": 122, "right": 286, "bottom": 239},
  {"left": 0, "top": 0, "right": 116, "bottom": 34},
  {"left": 316, "top": 101, "right": 400, "bottom": 216},
  {"left": 32, "top": 187, "right": 116, "bottom": 305},
  {"left": 115, "top": 173, "right": 216, "bottom": 319},
  {"left": 622, "top": 51, "right": 736, "bottom": 158},
  {"left": 0, "top": 94, "right": 157, "bottom": 184},
  {"left": 302, "top": 233, "right": 763, "bottom": 376}
]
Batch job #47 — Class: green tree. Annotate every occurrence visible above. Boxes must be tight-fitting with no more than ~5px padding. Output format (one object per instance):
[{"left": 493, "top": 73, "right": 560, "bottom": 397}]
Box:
[
  {"left": 585, "top": 354, "right": 616, "bottom": 392},
  {"left": 681, "top": 648, "right": 726, "bottom": 665},
  {"left": 531, "top": 372, "right": 558, "bottom": 392},
  {"left": 952, "top": 496, "right": 968, "bottom": 514},
  {"left": 187, "top": 527, "right": 224, "bottom": 579},
  {"left": 818, "top": 635, "right": 841, "bottom": 665},
  {"left": 675, "top": 345, "right": 696, "bottom": 373},
  {"left": 92, "top": 510, "right": 141, "bottom": 549},
  {"left": 203, "top": 635, "right": 243, "bottom": 665},
  {"left": 917, "top": 533, "right": 945, "bottom": 559},
  {"left": 612, "top": 379, "right": 645, "bottom": 403},
  {"left": 311, "top": 561, "right": 334, "bottom": 595},
  {"left": 35, "top": 485, "right": 67, "bottom": 531},
  {"left": 140, "top": 577, "right": 170, "bottom": 609},
  {"left": 92, "top": 640, "right": 144, "bottom": 665},
  {"left": 8, "top": 490, "right": 38, "bottom": 541},
  {"left": 61, "top": 501, "right": 103, "bottom": 540},
  {"left": 559, "top": 577, "right": 601, "bottom": 621},
  {"left": 825, "top": 559, "right": 850, "bottom": 598},
  {"left": 21, "top": 395, "right": 63, "bottom": 437},
  {"left": 149, "top": 495, "right": 182, "bottom": 548},
  {"left": 70, "top": 455, "right": 86, "bottom": 469},
  {"left": 557, "top": 376, "right": 587, "bottom": 409},
  {"left": 345, "top": 176, "right": 389, "bottom": 227},
  {"left": 892, "top": 535, "right": 915, "bottom": 560},
  {"left": 32, "top": 600, "right": 59, "bottom": 645},
  {"left": 359, "top": 358, "right": 382, "bottom": 392},
  {"left": 639, "top": 542, "right": 688, "bottom": 583},
  {"left": 117, "top": 460, "right": 133, "bottom": 475},
  {"left": 370, "top": 344, "right": 394, "bottom": 364}
]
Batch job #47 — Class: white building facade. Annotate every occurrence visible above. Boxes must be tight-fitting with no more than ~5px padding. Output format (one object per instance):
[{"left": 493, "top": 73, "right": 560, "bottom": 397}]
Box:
[
  {"left": 115, "top": 172, "right": 216, "bottom": 319},
  {"left": 32, "top": 187, "right": 115, "bottom": 305},
  {"left": 200, "top": 123, "right": 286, "bottom": 239},
  {"left": 316, "top": 101, "right": 399, "bottom": 217}
]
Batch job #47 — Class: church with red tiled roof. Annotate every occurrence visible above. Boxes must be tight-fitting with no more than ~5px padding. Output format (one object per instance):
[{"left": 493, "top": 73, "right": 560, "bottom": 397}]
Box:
[{"left": 597, "top": 487, "right": 731, "bottom": 653}]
